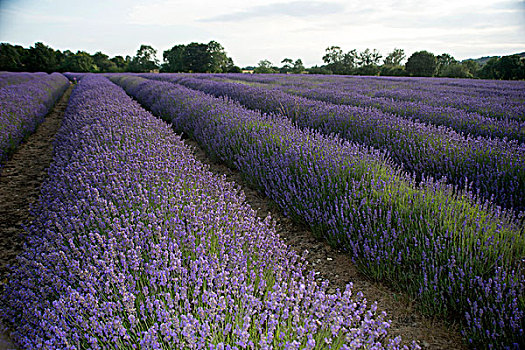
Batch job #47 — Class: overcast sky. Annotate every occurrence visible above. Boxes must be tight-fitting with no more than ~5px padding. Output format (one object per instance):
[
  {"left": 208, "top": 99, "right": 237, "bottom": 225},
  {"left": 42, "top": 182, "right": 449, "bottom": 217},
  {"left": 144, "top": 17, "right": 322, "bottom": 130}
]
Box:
[{"left": 0, "top": 0, "right": 524, "bottom": 67}]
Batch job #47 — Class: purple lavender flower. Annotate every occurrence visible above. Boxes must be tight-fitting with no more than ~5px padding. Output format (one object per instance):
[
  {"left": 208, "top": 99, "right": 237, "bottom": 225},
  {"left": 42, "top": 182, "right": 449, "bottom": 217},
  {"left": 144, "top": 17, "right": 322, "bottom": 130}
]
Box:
[
  {"left": 0, "top": 72, "right": 69, "bottom": 171},
  {"left": 110, "top": 73, "right": 525, "bottom": 349},
  {"left": 0, "top": 74, "right": 411, "bottom": 349}
]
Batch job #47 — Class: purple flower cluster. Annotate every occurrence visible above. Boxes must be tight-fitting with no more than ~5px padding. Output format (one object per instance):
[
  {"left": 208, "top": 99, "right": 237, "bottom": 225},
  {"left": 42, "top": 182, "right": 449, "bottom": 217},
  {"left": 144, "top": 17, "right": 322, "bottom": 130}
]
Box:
[
  {"left": 0, "top": 71, "right": 50, "bottom": 88},
  {"left": 111, "top": 74, "right": 525, "bottom": 349},
  {"left": 0, "top": 72, "right": 69, "bottom": 169},
  {"left": 139, "top": 73, "right": 525, "bottom": 212},
  {"left": 365, "top": 80, "right": 524, "bottom": 122},
  {"left": 217, "top": 73, "right": 525, "bottom": 139},
  {"left": 0, "top": 74, "right": 411, "bottom": 349}
]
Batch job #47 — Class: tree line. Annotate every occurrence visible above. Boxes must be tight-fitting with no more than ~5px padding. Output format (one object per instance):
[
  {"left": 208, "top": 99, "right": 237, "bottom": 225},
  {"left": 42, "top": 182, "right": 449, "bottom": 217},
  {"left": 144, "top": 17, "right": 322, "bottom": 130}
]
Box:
[
  {"left": 254, "top": 47, "right": 525, "bottom": 80},
  {"left": 1, "top": 41, "right": 523, "bottom": 79},
  {"left": 0, "top": 41, "right": 241, "bottom": 73}
]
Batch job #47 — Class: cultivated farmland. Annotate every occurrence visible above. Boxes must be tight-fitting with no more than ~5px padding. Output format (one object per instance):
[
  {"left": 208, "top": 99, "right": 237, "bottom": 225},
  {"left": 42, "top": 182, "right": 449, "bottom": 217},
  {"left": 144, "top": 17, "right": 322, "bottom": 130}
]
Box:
[{"left": 0, "top": 72, "right": 523, "bottom": 349}]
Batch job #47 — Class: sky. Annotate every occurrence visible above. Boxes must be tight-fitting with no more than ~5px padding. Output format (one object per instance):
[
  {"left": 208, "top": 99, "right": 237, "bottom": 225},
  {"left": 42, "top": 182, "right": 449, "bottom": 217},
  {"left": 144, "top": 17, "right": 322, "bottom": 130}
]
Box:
[{"left": 0, "top": 0, "right": 524, "bottom": 67}]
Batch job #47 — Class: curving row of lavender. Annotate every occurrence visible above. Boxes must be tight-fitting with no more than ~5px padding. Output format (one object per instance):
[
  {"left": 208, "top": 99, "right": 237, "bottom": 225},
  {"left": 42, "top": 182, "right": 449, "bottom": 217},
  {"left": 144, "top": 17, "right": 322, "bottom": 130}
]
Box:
[
  {"left": 332, "top": 76, "right": 525, "bottom": 121},
  {"left": 0, "top": 71, "right": 50, "bottom": 88},
  {"left": 0, "top": 72, "right": 69, "bottom": 170},
  {"left": 139, "top": 73, "right": 525, "bottom": 213},
  {"left": 111, "top": 74, "right": 525, "bottom": 349},
  {"left": 0, "top": 74, "right": 411, "bottom": 349},
  {"left": 220, "top": 73, "right": 525, "bottom": 124}
]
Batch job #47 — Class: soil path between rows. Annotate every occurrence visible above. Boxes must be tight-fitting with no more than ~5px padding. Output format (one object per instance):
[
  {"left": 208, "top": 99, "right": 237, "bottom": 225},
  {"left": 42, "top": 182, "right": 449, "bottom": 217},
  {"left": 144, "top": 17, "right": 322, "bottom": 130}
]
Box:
[
  {"left": 0, "top": 85, "right": 73, "bottom": 349},
  {"left": 184, "top": 138, "right": 467, "bottom": 350}
]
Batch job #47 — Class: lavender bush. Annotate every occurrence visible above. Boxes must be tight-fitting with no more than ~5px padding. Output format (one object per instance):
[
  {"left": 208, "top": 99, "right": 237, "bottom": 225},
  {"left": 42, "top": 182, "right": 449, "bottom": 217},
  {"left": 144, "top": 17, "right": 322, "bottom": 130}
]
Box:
[
  {"left": 0, "top": 74, "right": 411, "bottom": 349},
  {"left": 221, "top": 73, "right": 525, "bottom": 126},
  {"left": 140, "top": 74, "right": 525, "bottom": 213},
  {"left": 0, "top": 72, "right": 49, "bottom": 88},
  {"left": 0, "top": 72, "right": 69, "bottom": 169},
  {"left": 111, "top": 75, "right": 525, "bottom": 349}
]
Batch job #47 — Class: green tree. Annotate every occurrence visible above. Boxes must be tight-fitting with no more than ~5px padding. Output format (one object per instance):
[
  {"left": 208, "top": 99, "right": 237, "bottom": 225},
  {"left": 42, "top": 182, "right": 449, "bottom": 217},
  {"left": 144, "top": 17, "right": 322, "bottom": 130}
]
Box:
[
  {"left": 92, "top": 51, "right": 118, "bottom": 72},
  {"left": 13, "top": 45, "right": 28, "bottom": 69},
  {"left": 226, "top": 61, "right": 242, "bottom": 73},
  {"left": 128, "top": 45, "right": 159, "bottom": 73},
  {"left": 162, "top": 41, "right": 238, "bottom": 73},
  {"left": 25, "top": 42, "right": 59, "bottom": 72},
  {"left": 380, "top": 65, "right": 407, "bottom": 76},
  {"left": 110, "top": 56, "right": 128, "bottom": 72},
  {"left": 254, "top": 59, "right": 277, "bottom": 74},
  {"left": 0, "top": 43, "right": 23, "bottom": 71},
  {"left": 461, "top": 59, "right": 480, "bottom": 78},
  {"left": 479, "top": 57, "right": 499, "bottom": 79},
  {"left": 358, "top": 48, "right": 382, "bottom": 66},
  {"left": 307, "top": 65, "right": 332, "bottom": 75},
  {"left": 322, "top": 46, "right": 360, "bottom": 75},
  {"left": 207, "top": 40, "right": 233, "bottom": 73},
  {"left": 322, "top": 46, "right": 344, "bottom": 65},
  {"left": 54, "top": 49, "right": 67, "bottom": 71},
  {"left": 384, "top": 48, "right": 405, "bottom": 66},
  {"left": 436, "top": 53, "right": 457, "bottom": 76},
  {"left": 61, "top": 51, "right": 96, "bottom": 72},
  {"left": 57, "top": 50, "right": 73, "bottom": 71},
  {"left": 356, "top": 48, "right": 381, "bottom": 75},
  {"left": 405, "top": 50, "right": 437, "bottom": 77},
  {"left": 356, "top": 64, "right": 380, "bottom": 76},
  {"left": 494, "top": 55, "right": 525, "bottom": 80},
  {"left": 381, "top": 48, "right": 406, "bottom": 76},
  {"left": 292, "top": 59, "right": 305, "bottom": 74},
  {"left": 183, "top": 42, "right": 211, "bottom": 72},
  {"left": 341, "top": 49, "right": 358, "bottom": 74},
  {"left": 323, "top": 46, "right": 346, "bottom": 74},
  {"left": 280, "top": 58, "right": 293, "bottom": 73},
  {"left": 440, "top": 63, "right": 472, "bottom": 78},
  {"left": 162, "top": 44, "right": 186, "bottom": 72},
  {"left": 280, "top": 58, "right": 305, "bottom": 74}
]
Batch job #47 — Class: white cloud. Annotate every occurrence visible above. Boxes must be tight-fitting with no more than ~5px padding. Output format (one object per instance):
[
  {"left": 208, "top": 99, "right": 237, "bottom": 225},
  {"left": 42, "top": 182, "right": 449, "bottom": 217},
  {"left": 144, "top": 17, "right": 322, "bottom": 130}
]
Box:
[
  {"left": 200, "top": 1, "right": 344, "bottom": 22},
  {"left": 0, "top": 0, "right": 523, "bottom": 66}
]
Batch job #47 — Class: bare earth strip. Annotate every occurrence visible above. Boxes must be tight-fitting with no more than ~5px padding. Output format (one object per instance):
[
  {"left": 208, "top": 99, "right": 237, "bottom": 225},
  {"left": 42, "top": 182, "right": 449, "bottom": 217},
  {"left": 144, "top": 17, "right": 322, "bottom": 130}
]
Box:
[
  {"left": 184, "top": 138, "right": 468, "bottom": 350},
  {"left": 0, "top": 85, "right": 73, "bottom": 350}
]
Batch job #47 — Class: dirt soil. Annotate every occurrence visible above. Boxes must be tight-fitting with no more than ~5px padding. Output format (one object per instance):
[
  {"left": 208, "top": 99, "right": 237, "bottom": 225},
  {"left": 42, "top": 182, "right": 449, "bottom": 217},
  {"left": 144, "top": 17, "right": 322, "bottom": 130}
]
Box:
[
  {"left": 0, "top": 85, "right": 72, "bottom": 350},
  {"left": 184, "top": 138, "right": 467, "bottom": 350}
]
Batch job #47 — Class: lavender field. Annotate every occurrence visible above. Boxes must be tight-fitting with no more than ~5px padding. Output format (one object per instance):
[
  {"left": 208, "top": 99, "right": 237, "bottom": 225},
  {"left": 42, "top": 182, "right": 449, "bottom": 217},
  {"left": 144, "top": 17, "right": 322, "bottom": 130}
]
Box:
[
  {"left": 0, "top": 72, "right": 69, "bottom": 171},
  {"left": 0, "top": 71, "right": 524, "bottom": 349}
]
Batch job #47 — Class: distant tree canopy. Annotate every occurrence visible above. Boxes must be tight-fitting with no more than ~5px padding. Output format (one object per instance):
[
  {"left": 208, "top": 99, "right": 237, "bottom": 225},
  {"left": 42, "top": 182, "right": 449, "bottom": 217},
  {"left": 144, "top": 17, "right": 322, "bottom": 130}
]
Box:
[
  {"left": 128, "top": 45, "right": 159, "bottom": 73},
  {"left": 319, "top": 46, "right": 388, "bottom": 76},
  {"left": 0, "top": 43, "right": 23, "bottom": 71},
  {"left": 383, "top": 48, "right": 405, "bottom": 66},
  {"left": 253, "top": 59, "right": 278, "bottom": 74},
  {"left": 309, "top": 46, "right": 525, "bottom": 79},
  {"left": 479, "top": 55, "right": 525, "bottom": 80},
  {"left": 0, "top": 41, "right": 240, "bottom": 74},
  {"left": 92, "top": 51, "right": 118, "bottom": 72},
  {"left": 0, "top": 41, "right": 522, "bottom": 80},
  {"left": 279, "top": 58, "right": 305, "bottom": 74},
  {"left": 405, "top": 51, "right": 437, "bottom": 77},
  {"left": 306, "top": 46, "right": 525, "bottom": 79},
  {"left": 161, "top": 41, "right": 240, "bottom": 73},
  {"left": 0, "top": 42, "right": 129, "bottom": 72},
  {"left": 61, "top": 51, "right": 96, "bottom": 72}
]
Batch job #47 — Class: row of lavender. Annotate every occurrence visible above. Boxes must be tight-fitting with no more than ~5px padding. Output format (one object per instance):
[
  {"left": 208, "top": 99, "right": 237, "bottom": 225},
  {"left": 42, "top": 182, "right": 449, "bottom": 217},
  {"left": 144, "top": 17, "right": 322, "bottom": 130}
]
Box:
[
  {"left": 326, "top": 76, "right": 525, "bottom": 120},
  {"left": 0, "top": 72, "right": 50, "bottom": 88},
  {"left": 138, "top": 73, "right": 525, "bottom": 213},
  {"left": 0, "top": 72, "right": 69, "bottom": 170},
  {"left": 111, "top": 74, "right": 524, "bottom": 349},
  {"left": 220, "top": 73, "right": 525, "bottom": 125},
  {"left": 0, "top": 74, "right": 409, "bottom": 349}
]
